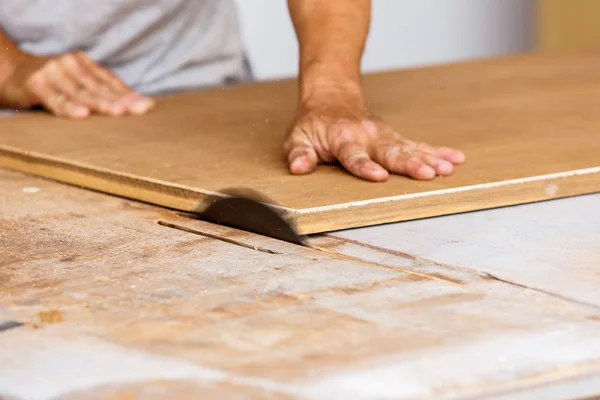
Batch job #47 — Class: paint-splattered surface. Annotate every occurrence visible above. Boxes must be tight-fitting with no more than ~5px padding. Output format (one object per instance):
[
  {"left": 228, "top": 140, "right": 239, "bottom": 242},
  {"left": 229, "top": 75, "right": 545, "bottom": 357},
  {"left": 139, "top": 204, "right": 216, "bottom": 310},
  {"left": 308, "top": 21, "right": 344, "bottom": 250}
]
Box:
[{"left": 1, "top": 169, "right": 600, "bottom": 400}]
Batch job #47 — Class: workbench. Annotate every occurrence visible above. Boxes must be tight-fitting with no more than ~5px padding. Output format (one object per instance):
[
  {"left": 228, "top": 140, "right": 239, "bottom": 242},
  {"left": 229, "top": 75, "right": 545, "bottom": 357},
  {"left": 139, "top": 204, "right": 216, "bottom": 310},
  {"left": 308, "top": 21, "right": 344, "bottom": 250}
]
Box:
[{"left": 1, "top": 165, "right": 599, "bottom": 399}]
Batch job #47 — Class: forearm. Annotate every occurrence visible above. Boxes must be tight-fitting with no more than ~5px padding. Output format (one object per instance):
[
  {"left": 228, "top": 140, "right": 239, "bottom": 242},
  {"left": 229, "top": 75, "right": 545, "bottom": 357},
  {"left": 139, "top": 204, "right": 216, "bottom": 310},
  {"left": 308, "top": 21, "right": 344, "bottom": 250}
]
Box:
[
  {"left": 0, "top": 29, "right": 27, "bottom": 85},
  {"left": 287, "top": 0, "right": 371, "bottom": 100}
]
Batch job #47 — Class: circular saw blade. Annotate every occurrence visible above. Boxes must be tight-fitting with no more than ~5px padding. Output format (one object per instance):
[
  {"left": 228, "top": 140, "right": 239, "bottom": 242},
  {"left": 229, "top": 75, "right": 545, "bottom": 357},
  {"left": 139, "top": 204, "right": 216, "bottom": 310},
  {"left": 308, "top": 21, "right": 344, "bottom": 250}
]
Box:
[{"left": 194, "top": 188, "right": 305, "bottom": 246}]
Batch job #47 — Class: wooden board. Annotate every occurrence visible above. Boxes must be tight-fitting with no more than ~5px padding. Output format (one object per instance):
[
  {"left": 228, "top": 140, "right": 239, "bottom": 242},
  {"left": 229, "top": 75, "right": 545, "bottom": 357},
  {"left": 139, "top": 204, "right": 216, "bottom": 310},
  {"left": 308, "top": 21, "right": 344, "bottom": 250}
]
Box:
[
  {"left": 537, "top": 0, "right": 600, "bottom": 51},
  {"left": 1, "top": 51, "right": 600, "bottom": 234},
  {"left": 3, "top": 170, "right": 600, "bottom": 399}
]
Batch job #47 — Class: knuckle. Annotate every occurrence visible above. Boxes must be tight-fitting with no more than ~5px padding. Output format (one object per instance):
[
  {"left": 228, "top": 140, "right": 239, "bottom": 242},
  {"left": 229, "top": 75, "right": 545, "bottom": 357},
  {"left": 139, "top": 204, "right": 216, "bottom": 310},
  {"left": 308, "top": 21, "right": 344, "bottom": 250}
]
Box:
[
  {"left": 346, "top": 152, "right": 367, "bottom": 165},
  {"left": 331, "top": 123, "right": 356, "bottom": 150},
  {"left": 42, "top": 59, "right": 59, "bottom": 72},
  {"left": 331, "top": 120, "right": 353, "bottom": 136},
  {"left": 415, "top": 141, "right": 429, "bottom": 151},
  {"left": 288, "top": 148, "right": 307, "bottom": 161},
  {"left": 26, "top": 72, "right": 46, "bottom": 90},
  {"left": 284, "top": 126, "right": 310, "bottom": 149},
  {"left": 341, "top": 147, "right": 367, "bottom": 166},
  {"left": 59, "top": 53, "right": 79, "bottom": 69},
  {"left": 383, "top": 146, "right": 401, "bottom": 164},
  {"left": 83, "top": 77, "right": 99, "bottom": 91},
  {"left": 282, "top": 137, "right": 296, "bottom": 154},
  {"left": 399, "top": 142, "right": 417, "bottom": 155},
  {"left": 361, "top": 119, "right": 379, "bottom": 135},
  {"left": 407, "top": 156, "right": 423, "bottom": 167},
  {"left": 75, "top": 51, "right": 91, "bottom": 61},
  {"left": 337, "top": 128, "right": 354, "bottom": 142}
]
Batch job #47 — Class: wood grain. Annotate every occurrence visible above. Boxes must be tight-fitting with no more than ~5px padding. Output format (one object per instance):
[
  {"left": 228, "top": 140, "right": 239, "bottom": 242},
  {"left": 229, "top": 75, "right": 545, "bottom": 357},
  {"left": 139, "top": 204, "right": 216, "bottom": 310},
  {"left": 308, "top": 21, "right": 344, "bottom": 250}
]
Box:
[
  {"left": 1, "top": 51, "right": 599, "bottom": 234},
  {"left": 3, "top": 170, "right": 600, "bottom": 399}
]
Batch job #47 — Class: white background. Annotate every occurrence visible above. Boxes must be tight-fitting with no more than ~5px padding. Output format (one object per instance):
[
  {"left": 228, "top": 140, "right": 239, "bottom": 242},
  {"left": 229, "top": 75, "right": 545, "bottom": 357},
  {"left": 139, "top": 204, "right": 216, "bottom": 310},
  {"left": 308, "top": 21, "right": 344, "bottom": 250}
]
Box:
[{"left": 234, "top": 0, "right": 535, "bottom": 80}]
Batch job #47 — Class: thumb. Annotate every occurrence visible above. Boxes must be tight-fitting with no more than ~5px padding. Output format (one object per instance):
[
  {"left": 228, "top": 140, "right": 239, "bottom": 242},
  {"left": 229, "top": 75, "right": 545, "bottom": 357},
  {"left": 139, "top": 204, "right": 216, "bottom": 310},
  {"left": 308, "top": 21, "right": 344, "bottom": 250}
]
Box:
[{"left": 283, "top": 128, "right": 319, "bottom": 175}]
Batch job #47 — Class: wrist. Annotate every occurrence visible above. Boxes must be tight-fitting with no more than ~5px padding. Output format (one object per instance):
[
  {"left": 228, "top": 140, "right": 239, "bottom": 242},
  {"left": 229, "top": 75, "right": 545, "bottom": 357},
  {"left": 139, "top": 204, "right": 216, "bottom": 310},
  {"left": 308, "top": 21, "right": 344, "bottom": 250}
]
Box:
[
  {"left": 298, "top": 61, "right": 364, "bottom": 105},
  {"left": 0, "top": 48, "right": 31, "bottom": 86}
]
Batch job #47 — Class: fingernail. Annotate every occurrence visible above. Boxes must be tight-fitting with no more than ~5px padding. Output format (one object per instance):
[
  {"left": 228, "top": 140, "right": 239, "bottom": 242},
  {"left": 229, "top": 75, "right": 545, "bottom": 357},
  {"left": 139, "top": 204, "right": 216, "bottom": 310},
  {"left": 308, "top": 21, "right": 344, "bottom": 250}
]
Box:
[
  {"left": 110, "top": 102, "right": 126, "bottom": 115},
  {"left": 453, "top": 150, "right": 466, "bottom": 163},
  {"left": 291, "top": 156, "right": 305, "bottom": 170},
  {"left": 419, "top": 164, "right": 436, "bottom": 178},
  {"left": 291, "top": 155, "right": 316, "bottom": 174},
  {"left": 72, "top": 105, "right": 89, "bottom": 118},
  {"left": 130, "top": 98, "right": 153, "bottom": 114}
]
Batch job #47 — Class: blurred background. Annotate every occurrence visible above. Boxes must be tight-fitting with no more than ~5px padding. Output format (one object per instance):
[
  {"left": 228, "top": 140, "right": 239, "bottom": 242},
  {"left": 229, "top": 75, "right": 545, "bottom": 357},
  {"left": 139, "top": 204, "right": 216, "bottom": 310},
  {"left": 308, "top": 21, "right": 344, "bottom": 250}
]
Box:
[{"left": 234, "top": 0, "right": 599, "bottom": 81}]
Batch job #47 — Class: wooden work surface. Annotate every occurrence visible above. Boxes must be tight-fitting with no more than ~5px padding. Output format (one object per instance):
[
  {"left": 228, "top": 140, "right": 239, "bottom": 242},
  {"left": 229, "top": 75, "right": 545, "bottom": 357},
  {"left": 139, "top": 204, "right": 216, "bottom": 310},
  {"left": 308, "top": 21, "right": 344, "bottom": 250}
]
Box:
[
  {"left": 2, "top": 169, "right": 600, "bottom": 399},
  {"left": 338, "top": 192, "right": 600, "bottom": 308},
  {"left": 1, "top": 51, "right": 599, "bottom": 234}
]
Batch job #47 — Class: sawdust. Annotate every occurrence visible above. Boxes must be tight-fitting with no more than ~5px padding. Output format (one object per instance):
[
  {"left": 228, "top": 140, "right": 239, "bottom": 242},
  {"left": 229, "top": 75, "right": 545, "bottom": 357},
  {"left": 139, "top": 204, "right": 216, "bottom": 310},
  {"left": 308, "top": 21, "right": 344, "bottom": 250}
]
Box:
[
  {"left": 58, "top": 379, "right": 297, "bottom": 400},
  {"left": 38, "top": 309, "right": 65, "bottom": 324},
  {"left": 105, "top": 392, "right": 136, "bottom": 400}
]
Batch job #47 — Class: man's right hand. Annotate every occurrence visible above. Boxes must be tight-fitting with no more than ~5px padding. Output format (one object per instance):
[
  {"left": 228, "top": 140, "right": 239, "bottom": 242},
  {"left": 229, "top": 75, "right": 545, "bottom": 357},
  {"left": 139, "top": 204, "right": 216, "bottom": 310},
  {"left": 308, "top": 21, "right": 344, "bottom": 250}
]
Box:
[{"left": 0, "top": 51, "right": 154, "bottom": 119}]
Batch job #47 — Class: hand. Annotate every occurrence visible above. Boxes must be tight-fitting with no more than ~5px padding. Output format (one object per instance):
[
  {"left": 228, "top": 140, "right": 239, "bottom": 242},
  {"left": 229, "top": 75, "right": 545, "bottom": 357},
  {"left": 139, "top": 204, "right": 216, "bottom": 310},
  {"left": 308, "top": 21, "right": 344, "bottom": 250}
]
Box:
[
  {"left": 284, "top": 86, "right": 465, "bottom": 182},
  {"left": 0, "top": 51, "right": 154, "bottom": 118}
]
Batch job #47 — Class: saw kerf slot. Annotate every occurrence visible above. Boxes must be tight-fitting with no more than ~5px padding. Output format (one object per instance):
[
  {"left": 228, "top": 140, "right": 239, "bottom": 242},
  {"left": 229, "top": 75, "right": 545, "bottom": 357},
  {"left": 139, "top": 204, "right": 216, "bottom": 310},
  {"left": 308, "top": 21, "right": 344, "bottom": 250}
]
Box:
[{"left": 157, "top": 220, "right": 281, "bottom": 255}]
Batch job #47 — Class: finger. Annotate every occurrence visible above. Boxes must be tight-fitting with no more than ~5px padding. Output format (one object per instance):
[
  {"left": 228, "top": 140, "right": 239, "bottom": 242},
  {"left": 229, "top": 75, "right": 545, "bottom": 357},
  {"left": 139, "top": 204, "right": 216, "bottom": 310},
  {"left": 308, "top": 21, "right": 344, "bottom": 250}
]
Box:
[
  {"left": 54, "top": 54, "right": 127, "bottom": 116},
  {"left": 25, "top": 70, "right": 57, "bottom": 105},
  {"left": 338, "top": 141, "right": 388, "bottom": 182},
  {"left": 433, "top": 146, "right": 466, "bottom": 164},
  {"left": 42, "top": 61, "right": 119, "bottom": 118},
  {"left": 42, "top": 60, "right": 80, "bottom": 99},
  {"left": 284, "top": 130, "right": 319, "bottom": 175},
  {"left": 377, "top": 146, "right": 436, "bottom": 180},
  {"left": 119, "top": 92, "right": 155, "bottom": 115},
  {"left": 61, "top": 53, "right": 149, "bottom": 116},
  {"left": 58, "top": 53, "right": 105, "bottom": 94},
  {"left": 26, "top": 71, "right": 89, "bottom": 118},
  {"left": 76, "top": 52, "right": 155, "bottom": 114},
  {"left": 77, "top": 89, "right": 128, "bottom": 116},
  {"left": 402, "top": 139, "right": 466, "bottom": 165},
  {"left": 55, "top": 97, "right": 91, "bottom": 119},
  {"left": 76, "top": 52, "right": 130, "bottom": 95},
  {"left": 422, "top": 153, "right": 454, "bottom": 176},
  {"left": 39, "top": 86, "right": 89, "bottom": 119},
  {"left": 77, "top": 55, "right": 154, "bottom": 115},
  {"left": 329, "top": 122, "right": 388, "bottom": 181}
]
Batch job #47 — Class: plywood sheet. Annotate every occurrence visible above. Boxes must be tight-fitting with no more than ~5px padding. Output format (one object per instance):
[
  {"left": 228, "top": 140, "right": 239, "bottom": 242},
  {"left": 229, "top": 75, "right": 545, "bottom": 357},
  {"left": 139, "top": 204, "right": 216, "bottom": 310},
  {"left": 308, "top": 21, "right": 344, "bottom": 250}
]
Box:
[{"left": 1, "top": 51, "right": 600, "bottom": 234}]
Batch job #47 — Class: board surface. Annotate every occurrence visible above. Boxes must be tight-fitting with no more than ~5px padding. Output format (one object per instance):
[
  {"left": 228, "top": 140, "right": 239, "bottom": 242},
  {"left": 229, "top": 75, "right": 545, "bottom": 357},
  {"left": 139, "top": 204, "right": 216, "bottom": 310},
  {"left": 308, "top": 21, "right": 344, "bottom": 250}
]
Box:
[{"left": 1, "top": 51, "right": 600, "bottom": 234}]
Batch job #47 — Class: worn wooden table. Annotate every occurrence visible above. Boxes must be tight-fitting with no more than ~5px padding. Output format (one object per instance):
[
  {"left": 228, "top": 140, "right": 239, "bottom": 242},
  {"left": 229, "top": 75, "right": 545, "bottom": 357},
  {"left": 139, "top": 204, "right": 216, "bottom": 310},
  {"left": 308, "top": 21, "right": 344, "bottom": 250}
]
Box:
[{"left": 1, "top": 168, "right": 599, "bottom": 400}]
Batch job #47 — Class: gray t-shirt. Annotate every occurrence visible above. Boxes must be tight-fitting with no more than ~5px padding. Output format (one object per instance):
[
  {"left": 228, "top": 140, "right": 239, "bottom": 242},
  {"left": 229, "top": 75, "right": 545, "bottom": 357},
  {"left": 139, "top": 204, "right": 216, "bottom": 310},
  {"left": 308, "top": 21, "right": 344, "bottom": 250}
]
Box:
[{"left": 0, "top": 0, "right": 250, "bottom": 95}]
